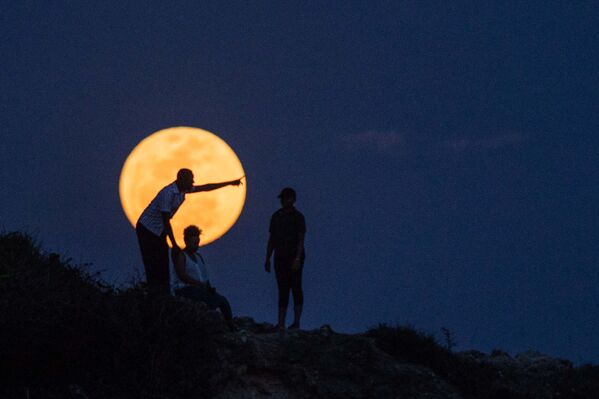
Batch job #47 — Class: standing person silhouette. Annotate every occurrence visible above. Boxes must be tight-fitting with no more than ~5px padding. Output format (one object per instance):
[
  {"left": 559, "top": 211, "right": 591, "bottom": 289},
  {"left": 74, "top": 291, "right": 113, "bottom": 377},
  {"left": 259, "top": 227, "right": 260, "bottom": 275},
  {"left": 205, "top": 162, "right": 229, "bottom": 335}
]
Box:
[
  {"left": 264, "top": 187, "right": 306, "bottom": 331},
  {"left": 136, "top": 168, "right": 242, "bottom": 295}
]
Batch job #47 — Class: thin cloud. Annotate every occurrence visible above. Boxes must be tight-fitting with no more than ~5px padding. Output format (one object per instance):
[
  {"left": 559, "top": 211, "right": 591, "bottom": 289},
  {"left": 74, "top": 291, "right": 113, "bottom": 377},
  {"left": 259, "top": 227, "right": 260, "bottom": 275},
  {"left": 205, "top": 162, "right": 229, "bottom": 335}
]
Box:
[
  {"left": 341, "top": 131, "right": 404, "bottom": 153},
  {"left": 444, "top": 133, "right": 526, "bottom": 153}
]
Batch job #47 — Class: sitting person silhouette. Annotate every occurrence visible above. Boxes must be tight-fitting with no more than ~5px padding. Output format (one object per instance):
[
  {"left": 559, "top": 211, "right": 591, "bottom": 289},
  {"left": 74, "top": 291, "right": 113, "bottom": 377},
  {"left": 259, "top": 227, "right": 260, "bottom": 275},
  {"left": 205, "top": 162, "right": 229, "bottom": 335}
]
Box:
[{"left": 172, "top": 225, "right": 234, "bottom": 328}]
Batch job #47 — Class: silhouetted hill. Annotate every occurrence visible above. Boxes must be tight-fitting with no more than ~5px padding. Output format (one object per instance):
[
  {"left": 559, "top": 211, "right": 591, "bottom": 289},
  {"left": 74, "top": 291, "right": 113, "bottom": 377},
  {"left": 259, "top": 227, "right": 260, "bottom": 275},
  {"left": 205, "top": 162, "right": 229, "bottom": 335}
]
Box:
[{"left": 1, "top": 231, "right": 597, "bottom": 398}]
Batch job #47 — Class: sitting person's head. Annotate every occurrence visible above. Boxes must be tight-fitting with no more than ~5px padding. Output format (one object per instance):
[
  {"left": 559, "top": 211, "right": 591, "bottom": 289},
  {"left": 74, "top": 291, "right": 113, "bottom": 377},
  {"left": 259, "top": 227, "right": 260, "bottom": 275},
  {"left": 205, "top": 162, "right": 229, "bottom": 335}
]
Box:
[{"left": 184, "top": 225, "right": 202, "bottom": 251}]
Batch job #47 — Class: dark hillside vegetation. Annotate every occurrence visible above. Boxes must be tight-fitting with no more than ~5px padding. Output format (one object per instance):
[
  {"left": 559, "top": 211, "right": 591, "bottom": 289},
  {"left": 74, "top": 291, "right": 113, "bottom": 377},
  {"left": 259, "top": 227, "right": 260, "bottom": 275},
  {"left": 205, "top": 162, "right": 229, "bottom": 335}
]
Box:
[
  {"left": 0, "top": 232, "right": 223, "bottom": 398},
  {"left": 366, "top": 324, "right": 599, "bottom": 399}
]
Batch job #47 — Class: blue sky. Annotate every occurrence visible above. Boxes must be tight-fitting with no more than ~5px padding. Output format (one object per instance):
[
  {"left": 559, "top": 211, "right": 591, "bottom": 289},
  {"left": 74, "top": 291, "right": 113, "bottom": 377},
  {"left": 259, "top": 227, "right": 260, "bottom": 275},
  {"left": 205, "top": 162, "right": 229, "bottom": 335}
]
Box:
[{"left": 1, "top": 1, "right": 598, "bottom": 363}]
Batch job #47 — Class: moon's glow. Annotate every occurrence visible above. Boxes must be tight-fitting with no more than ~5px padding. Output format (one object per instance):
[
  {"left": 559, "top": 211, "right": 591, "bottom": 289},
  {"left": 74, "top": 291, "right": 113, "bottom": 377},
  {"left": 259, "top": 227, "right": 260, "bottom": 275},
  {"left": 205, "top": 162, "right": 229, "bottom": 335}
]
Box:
[{"left": 119, "top": 127, "right": 246, "bottom": 246}]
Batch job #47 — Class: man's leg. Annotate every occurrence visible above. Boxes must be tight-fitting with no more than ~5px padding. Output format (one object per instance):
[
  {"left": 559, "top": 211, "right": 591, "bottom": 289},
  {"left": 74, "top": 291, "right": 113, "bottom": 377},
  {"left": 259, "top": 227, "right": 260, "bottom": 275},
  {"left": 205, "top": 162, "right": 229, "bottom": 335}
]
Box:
[
  {"left": 154, "top": 235, "right": 170, "bottom": 295},
  {"left": 206, "top": 292, "right": 233, "bottom": 321},
  {"left": 289, "top": 263, "right": 304, "bottom": 329},
  {"left": 274, "top": 258, "right": 291, "bottom": 329},
  {"left": 175, "top": 286, "right": 208, "bottom": 302},
  {"left": 177, "top": 287, "right": 234, "bottom": 330},
  {"left": 136, "top": 222, "right": 163, "bottom": 293}
]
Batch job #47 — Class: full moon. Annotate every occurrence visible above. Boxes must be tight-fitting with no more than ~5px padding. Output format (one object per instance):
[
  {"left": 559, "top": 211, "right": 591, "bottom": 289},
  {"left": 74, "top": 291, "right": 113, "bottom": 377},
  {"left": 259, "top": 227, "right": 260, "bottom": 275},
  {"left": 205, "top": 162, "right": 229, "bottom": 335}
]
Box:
[{"left": 119, "top": 126, "right": 246, "bottom": 246}]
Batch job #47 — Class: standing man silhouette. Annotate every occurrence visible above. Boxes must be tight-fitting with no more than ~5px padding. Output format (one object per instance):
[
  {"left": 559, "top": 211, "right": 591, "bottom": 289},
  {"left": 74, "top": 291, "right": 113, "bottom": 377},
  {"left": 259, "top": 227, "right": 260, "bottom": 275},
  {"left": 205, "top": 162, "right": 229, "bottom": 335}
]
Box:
[
  {"left": 136, "top": 168, "right": 242, "bottom": 294},
  {"left": 265, "top": 187, "right": 306, "bottom": 331}
]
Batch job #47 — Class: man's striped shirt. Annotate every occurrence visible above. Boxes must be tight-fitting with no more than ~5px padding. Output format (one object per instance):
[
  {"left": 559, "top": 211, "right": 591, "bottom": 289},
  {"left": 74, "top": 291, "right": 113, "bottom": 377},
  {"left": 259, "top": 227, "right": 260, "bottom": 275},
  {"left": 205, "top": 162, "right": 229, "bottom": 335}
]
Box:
[{"left": 138, "top": 182, "right": 186, "bottom": 236}]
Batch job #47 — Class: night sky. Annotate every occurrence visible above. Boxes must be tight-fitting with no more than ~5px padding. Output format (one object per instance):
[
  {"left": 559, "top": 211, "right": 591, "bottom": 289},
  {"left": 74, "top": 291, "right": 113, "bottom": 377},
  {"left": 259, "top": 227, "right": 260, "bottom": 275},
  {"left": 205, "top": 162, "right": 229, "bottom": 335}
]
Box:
[{"left": 2, "top": 2, "right": 598, "bottom": 363}]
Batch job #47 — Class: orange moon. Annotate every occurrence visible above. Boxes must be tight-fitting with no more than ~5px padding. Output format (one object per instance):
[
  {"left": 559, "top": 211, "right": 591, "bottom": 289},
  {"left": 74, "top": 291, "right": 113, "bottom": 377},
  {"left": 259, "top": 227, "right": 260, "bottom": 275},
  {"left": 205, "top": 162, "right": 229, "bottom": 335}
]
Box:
[{"left": 119, "top": 126, "right": 246, "bottom": 246}]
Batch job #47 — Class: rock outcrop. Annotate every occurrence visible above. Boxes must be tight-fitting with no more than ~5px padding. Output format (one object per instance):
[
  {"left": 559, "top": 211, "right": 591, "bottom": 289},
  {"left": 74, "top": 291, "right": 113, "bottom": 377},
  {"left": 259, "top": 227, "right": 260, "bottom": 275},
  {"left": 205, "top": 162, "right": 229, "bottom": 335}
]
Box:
[
  {"left": 181, "top": 316, "right": 585, "bottom": 399},
  {"left": 211, "top": 318, "right": 461, "bottom": 399}
]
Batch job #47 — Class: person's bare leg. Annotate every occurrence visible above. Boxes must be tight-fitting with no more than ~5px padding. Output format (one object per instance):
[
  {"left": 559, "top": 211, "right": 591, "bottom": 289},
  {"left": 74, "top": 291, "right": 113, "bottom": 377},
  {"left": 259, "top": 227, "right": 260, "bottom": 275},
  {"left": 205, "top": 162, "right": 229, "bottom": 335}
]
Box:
[
  {"left": 288, "top": 268, "right": 303, "bottom": 330},
  {"left": 289, "top": 305, "right": 302, "bottom": 329},
  {"left": 277, "top": 307, "right": 287, "bottom": 330}
]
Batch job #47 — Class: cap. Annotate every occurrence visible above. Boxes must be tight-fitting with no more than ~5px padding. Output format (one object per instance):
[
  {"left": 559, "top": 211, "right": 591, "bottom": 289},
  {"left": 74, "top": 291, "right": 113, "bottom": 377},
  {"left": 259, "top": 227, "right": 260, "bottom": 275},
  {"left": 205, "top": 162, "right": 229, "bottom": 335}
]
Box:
[{"left": 277, "top": 187, "right": 296, "bottom": 199}]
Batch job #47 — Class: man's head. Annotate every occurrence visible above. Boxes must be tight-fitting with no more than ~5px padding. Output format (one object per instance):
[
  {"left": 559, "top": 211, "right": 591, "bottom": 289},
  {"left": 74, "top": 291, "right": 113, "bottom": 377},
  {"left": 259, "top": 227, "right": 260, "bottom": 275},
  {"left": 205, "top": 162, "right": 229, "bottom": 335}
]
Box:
[
  {"left": 183, "top": 225, "right": 202, "bottom": 251},
  {"left": 176, "top": 168, "right": 194, "bottom": 192},
  {"left": 278, "top": 187, "right": 296, "bottom": 208}
]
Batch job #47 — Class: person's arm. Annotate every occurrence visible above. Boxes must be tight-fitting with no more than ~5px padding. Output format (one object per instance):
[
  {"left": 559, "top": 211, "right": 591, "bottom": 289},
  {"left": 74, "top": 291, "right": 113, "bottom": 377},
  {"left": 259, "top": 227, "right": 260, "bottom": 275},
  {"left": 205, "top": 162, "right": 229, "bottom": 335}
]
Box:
[
  {"left": 161, "top": 212, "right": 179, "bottom": 250},
  {"left": 173, "top": 251, "right": 208, "bottom": 287},
  {"left": 191, "top": 177, "right": 243, "bottom": 193},
  {"left": 264, "top": 233, "right": 274, "bottom": 273},
  {"left": 157, "top": 188, "right": 180, "bottom": 249}
]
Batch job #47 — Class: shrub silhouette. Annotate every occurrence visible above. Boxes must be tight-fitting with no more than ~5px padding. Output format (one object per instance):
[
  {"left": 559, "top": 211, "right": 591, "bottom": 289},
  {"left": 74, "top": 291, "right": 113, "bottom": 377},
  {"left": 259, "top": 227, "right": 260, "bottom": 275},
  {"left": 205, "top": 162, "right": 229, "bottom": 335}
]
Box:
[
  {"left": 0, "top": 232, "right": 222, "bottom": 398},
  {"left": 556, "top": 364, "right": 599, "bottom": 398},
  {"left": 367, "top": 324, "right": 524, "bottom": 399}
]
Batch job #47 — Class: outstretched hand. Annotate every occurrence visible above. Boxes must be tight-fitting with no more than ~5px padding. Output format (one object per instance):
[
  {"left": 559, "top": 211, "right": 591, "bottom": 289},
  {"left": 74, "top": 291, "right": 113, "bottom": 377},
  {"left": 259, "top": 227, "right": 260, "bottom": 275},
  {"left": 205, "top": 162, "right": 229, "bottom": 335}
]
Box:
[{"left": 230, "top": 175, "right": 245, "bottom": 187}]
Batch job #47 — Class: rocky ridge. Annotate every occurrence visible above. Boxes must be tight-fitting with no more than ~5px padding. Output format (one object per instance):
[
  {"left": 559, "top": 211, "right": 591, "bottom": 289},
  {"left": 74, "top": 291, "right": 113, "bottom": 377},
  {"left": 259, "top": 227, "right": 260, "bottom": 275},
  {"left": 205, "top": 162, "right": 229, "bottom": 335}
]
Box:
[
  {"left": 211, "top": 317, "right": 461, "bottom": 399},
  {"left": 193, "top": 314, "right": 582, "bottom": 399}
]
